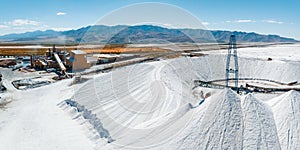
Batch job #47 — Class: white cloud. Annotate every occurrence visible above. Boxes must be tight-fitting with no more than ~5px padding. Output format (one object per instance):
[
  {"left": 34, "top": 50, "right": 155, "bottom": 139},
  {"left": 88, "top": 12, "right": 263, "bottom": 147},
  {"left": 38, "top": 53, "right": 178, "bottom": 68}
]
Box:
[
  {"left": 235, "top": 20, "right": 256, "bottom": 23},
  {"left": 6, "top": 19, "right": 39, "bottom": 26},
  {"left": 56, "top": 12, "right": 66, "bottom": 16},
  {"left": 0, "top": 25, "right": 8, "bottom": 29},
  {"left": 202, "top": 22, "right": 209, "bottom": 26},
  {"left": 262, "top": 20, "right": 283, "bottom": 24}
]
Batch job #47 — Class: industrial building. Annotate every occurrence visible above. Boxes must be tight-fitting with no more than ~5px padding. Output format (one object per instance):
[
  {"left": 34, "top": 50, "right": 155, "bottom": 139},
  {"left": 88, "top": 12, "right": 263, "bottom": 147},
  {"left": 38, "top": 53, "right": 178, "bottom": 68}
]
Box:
[
  {"left": 67, "top": 50, "right": 91, "bottom": 72},
  {"left": 0, "top": 45, "right": 139, "bottom": 79}
]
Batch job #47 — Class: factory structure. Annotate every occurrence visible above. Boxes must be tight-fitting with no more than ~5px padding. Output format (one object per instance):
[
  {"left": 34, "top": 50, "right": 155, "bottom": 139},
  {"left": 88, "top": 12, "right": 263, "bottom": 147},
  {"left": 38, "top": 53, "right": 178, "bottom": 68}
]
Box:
[
  {"left": 43, "top": 45, "right": 94, "bottom": 74},
  {"left": 0, "top": 45, "right": 127, "bottom": 89},
  {"left": 0, "top": 45, "right": 121, "bottom": 78},
  {"left": 67, "top": 50, "right": 93, "bottom": 72}
]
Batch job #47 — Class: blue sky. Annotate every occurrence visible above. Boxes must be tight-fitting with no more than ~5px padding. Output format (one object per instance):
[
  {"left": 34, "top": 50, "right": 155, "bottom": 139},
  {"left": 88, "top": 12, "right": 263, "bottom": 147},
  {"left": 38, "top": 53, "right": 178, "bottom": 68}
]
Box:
[{"left": 0, "top": 0, "right": 299, "bottom": 40}]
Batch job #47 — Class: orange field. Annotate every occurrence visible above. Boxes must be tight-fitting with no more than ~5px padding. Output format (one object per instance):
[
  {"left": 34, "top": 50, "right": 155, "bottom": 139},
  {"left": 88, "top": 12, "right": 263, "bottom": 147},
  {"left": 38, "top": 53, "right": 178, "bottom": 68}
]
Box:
[{"left": 0, "top": 44, "right": 169, "bottom": 56}]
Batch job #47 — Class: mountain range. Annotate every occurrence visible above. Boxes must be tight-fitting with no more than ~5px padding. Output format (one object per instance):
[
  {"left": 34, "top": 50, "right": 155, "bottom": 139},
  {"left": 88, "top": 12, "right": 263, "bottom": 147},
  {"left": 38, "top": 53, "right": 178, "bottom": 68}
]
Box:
[{"left": 0, "top": 25, "right": 298, "bottom": 44}]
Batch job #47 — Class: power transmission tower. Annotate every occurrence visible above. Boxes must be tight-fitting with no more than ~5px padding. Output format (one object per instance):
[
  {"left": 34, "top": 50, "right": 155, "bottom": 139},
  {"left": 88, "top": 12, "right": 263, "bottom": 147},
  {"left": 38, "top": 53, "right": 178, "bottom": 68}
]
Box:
[{"left": 225, "top": 34, "right": 239, "bottom": 92}]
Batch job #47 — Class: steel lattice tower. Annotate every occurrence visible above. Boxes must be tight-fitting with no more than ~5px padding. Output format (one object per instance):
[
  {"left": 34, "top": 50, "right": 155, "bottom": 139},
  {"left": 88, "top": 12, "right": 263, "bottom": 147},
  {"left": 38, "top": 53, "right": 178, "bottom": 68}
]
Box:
[{"left": 225, "top": 34, "right": 239, "bottom": 92}]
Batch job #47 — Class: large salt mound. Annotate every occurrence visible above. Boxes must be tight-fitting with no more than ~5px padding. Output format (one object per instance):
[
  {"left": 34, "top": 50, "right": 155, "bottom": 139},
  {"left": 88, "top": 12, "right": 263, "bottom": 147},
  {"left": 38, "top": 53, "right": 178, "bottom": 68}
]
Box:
[
  {"left": 242, "top": 94, "right": 280, "bottom": 149},
  {"left": 168, "top": 89, "right": 243, "bottom": 149},
  {"left": 169, "top": 90, "right": 282, "bottom": 149},
  {"left": 267, "top": 90, "right": 300, "bottom": 149},
  {"left": 71, "top": 80, "right": 284, "bottom": 149},
  {"left": 197, "top": 89, "right": 243, "bottom": 149},
  {"left": 72, "top": 58, "right": 204, "bottom": 148},
  {"left": 69, "top": 55, "right": 300, "bottom": 149}
]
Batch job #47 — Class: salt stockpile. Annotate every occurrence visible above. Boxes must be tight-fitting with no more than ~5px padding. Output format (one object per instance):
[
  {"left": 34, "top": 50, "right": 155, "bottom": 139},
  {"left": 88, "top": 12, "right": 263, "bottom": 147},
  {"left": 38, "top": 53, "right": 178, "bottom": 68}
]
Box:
[
  {"left": 241, "top": 94, "right": 280, "bottom": 149},
  {"left": 267, "top": 90, "right": 300, "bottom": 149}
]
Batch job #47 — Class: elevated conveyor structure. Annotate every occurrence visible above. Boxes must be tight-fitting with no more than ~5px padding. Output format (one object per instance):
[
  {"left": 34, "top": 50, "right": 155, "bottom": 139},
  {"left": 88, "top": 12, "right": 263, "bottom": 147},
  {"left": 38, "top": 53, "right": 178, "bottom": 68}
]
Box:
[
  {"left": 53, "top": 53, "right": 68, "bottom": 77},
  {"left": 194, "top": 78, "right": 300, "bottom": 94}
]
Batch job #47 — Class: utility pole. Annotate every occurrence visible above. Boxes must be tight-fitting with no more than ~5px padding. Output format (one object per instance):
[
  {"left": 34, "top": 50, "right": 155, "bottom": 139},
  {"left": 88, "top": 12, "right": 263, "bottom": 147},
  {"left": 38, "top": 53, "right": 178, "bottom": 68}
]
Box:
[{"left": 225, "top": 34, "right": 239, "bottom": 92}]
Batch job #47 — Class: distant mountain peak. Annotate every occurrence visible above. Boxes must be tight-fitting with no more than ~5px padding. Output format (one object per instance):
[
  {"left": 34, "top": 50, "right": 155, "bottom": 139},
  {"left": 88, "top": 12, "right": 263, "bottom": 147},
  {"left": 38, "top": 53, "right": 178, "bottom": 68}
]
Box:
[{"left": 0, "top": 25, "right": 298, "bottom": 44}]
